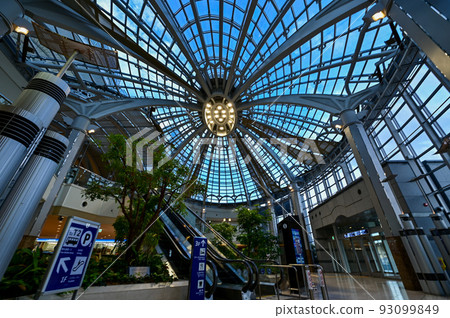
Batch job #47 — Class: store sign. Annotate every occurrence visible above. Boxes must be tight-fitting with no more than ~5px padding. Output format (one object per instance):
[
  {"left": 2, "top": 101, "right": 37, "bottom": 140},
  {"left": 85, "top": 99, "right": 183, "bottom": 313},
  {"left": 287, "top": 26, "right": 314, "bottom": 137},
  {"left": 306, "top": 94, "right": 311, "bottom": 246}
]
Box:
[
  {"left": 291, "top": 229, "right": 305, "bottom": 264},
  {"left": 189, "top": 237, "right": 208, "bottom": 300},
  {"left": 39, "top": 216, "right": 100, "bottom": 295},
  {"left": 343, "top": 228, "right": 369, "bottom": 238}
]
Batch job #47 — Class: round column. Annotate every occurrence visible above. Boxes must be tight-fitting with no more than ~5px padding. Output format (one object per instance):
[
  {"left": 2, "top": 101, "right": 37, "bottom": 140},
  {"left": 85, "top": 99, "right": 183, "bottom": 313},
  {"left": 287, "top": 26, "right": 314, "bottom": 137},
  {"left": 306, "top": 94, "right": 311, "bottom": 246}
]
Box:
[
  {"left": 0, "top": 72, "right": 70, "bottom": 194},
  {"left": 0, "top": 131, "right": 68, "bottom": 279}
]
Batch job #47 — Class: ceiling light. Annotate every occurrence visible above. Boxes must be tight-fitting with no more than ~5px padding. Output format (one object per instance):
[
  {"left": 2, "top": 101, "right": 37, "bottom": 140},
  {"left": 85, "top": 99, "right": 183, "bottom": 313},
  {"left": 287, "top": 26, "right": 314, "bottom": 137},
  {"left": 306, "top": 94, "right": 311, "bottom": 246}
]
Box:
[
  {"left": 88, "top": 129, "right": 95, "bottom": 134},
  {"left": 14, "top": 26, "right": 29, "bottom": 35},
  {"left": 372, "top": 10, "right": 386, "bottom": 21},
  {"left": 217, "top": 105, "right": 222, "bottom": 110},
  {"left": 206, "top": 104, "right": 211, "bottom": 108},
  {"left": 227, "top": 103, "right": 232, "bottom": 107},
  {"left": 334, "top": 124, "right": 342, "bottom": 129}
]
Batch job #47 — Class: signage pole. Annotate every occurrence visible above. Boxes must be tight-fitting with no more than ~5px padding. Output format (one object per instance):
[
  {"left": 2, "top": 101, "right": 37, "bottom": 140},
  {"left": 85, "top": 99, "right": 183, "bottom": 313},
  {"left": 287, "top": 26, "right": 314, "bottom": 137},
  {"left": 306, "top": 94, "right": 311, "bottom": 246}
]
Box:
[
  {"left": 188, "top": 237, "right": 208, "bottom": 300},
  {"left": 35, "top": 216, "right": 100, "bottom": 299}
]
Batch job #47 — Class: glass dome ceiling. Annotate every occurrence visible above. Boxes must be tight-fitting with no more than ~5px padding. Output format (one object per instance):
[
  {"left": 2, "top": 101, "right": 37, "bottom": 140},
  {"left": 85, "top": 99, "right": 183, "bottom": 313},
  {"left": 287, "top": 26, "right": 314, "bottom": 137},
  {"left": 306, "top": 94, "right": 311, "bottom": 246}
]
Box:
[{"left": 18, "top": 0, "right": 403, "bottom": 204}]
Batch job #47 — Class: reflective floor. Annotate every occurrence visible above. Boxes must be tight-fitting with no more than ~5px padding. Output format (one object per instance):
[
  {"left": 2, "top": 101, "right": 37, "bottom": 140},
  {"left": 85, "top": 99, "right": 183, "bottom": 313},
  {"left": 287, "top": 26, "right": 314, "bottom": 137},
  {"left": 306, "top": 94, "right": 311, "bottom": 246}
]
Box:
[{"left": 321, "top": 273, "right": 450, "bottom": 300}]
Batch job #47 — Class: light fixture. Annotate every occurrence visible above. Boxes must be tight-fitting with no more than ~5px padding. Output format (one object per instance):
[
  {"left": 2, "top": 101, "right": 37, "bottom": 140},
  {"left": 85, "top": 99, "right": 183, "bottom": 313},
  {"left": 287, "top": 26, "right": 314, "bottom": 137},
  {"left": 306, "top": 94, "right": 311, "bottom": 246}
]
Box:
[
  {"left": 228, "top": 218, "right": 231, "bottom": 222},
  {"left": 372, "top": 10, "right": 386, "bottom": 21},
  {"left": 363, "top": 3, "right": 389, "bottom": 23},
  {"left": 334, "top": 124, "right": 342, "bottom": 129},
  {"left": 88, "top": 129, "right": 96, "bottom": 134},
  {"left": 203, "top": 97, "right": 236, "bottom": 136},
  {"left": 223, "top": 218, "right": 226, "bottom": 222},
  {"left": 14, "top": 26, "right": 29, "bottom": 35}
]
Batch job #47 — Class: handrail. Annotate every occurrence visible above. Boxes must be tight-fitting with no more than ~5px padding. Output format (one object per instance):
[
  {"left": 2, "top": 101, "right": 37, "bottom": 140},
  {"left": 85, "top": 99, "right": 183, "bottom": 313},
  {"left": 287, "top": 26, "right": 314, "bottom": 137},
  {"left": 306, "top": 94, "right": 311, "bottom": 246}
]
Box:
[
  {"left": 166, "top": 210, "right": 255, "bottom": 293},
  {"left": 183, "top": 205, "right": 282, "bottom": 290},
  {"left": 290, "top": 263, "right": 329, "bottom": 300},
  {"left": 163, "top": 227, "right": 218, "bottom": 298},
  {"left": 259, "top": 264, "right": 301, "bottom": 300},
  {"left": 205, "top": 260, "right": 218, "bottom": 299}
]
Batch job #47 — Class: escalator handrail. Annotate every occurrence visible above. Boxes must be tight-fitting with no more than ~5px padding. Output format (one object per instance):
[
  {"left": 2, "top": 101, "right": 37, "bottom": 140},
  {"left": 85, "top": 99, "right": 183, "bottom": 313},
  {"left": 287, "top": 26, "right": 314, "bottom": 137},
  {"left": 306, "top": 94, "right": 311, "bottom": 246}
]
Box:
[
  {"left": 205, "top": 260, "right": 218, "bottom": 299},
  {"left": 163, "top": 227, "right": 219, "bottom": 298},
  {"left": 167, "top": 210, "right": 255, "bottom": 293},
  {"left": 183, "top": 205, "right": 281, "bottom": 290}
]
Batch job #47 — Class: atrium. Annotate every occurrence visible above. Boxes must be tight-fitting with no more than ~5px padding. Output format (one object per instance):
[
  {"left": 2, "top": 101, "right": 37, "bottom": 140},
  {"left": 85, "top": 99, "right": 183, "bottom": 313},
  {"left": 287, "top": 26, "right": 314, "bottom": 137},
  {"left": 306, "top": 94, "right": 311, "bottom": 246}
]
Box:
[{"left": 0, "top": 0, "right": 449, "bottom": 301}]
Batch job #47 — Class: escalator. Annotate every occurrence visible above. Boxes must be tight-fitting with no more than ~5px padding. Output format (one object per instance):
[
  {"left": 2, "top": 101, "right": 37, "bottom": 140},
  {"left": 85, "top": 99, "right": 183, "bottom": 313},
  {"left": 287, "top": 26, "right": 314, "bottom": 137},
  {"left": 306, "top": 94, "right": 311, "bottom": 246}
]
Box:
[
  {"left": 159, "top": 210, "right": 255, "bottom": 299},
  {"left": 159, "top": 204, "right": 279, "bottom": 299}
]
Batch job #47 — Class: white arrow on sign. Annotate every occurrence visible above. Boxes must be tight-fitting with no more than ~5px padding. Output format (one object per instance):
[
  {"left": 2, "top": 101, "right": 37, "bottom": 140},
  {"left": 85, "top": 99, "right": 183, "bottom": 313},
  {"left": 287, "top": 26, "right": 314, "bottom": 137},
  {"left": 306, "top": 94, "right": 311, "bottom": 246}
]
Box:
[
  {"left": 57, "top": 257, "right": 71, "bottom": 274},
  {"left": 201, "top": 240, "right": 206, "bottom": 247}
]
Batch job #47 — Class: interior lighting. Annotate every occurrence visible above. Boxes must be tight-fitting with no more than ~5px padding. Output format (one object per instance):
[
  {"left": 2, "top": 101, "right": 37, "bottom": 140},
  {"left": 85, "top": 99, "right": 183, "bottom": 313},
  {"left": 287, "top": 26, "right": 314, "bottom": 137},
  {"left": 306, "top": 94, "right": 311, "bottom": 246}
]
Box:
[
  {"left": 88, "top": 129, "right": 96, "bottom": 134},
  {"left": 14, "top": 26, "right": 29, "bottom": 35},
  {"left": 372, "top": 10, "right": 386, "bottom": 21}
]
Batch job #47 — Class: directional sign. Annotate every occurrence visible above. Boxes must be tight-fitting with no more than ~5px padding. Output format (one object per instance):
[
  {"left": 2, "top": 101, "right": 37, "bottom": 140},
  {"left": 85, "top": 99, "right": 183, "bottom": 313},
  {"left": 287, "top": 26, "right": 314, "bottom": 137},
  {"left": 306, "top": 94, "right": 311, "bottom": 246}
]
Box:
[
  {"left": 189, "top": 237, "right": 208, "bottom": 300},
  {"left": 39, "top": 216, "right": 100, "bottom": 295}
]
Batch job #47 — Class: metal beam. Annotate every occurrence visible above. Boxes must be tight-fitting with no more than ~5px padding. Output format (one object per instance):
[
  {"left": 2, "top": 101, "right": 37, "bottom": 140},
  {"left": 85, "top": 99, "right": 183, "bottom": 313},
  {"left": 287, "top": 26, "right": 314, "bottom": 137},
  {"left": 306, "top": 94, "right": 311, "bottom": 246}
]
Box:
[
  {"left": 387, "top": 0, "right": 450, "bottom": 79},
  {"left": 188, "top": 0, "right": 212, "bottom": 86},
  {"left": 231, "top": 0, "right": 371, "bottom": 101},
  {"left": 246, "top": 50, "right": 396, "bottom": 98},
  {"left": 150, "top": 0, "right": 212, "bottom": 96},
  {"left": 38, "top": 0, "right": 204, "bottom": 101},
  {"left": 170, "top": 124, "right": 206, "bottom": 158},
  {"left": 344, "top": 22, "right": 370, "bottom": 95},
  {"left": 243, "top": 112, "right": 328, "bottom": 129},
  {"left": 65, "top": 98, "right": 201, "bottom": 119},
  {"left": 223, "top": 0, "right": 258, "bottom": 96},
  {"left": 238, "top": 124, "right": 295, "bottom": 182},
  {"left": 238, "top": 0, "right": 296, "bottom": 78},
  {"left": 237, "top": 94, "right": 343, "bottom": 114}
]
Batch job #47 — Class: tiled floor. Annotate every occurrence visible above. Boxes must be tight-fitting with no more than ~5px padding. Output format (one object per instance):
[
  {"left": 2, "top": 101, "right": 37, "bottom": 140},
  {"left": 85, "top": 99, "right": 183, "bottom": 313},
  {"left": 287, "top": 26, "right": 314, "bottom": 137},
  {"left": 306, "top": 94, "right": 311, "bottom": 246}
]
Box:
[
  {"left": 324, "top": 273, "right": 450, "bottom": 300},
  {"left": 264, "top": 273, "right": 450, "bottom": 300}
]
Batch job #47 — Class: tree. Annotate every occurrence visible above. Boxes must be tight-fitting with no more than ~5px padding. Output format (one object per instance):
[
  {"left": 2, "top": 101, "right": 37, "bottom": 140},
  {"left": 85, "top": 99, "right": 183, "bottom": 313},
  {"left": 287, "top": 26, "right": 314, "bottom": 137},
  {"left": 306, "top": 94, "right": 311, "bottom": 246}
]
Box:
[
  {"left": 235, "top": 206, "right": 279, "bottom": 260},
  {"left": 83, "top": 134, "right": 205, "bottom": 265},
  {"left": 211, "top": 222, "right": 237, "bottom": 243}
]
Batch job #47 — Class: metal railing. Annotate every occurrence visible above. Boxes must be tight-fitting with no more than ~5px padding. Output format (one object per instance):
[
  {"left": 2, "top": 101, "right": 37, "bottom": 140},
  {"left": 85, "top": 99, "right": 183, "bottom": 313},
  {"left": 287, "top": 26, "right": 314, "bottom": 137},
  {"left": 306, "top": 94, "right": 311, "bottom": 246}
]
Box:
[{"left": 257, "top": 263, "right": 329, "bottom": 300}]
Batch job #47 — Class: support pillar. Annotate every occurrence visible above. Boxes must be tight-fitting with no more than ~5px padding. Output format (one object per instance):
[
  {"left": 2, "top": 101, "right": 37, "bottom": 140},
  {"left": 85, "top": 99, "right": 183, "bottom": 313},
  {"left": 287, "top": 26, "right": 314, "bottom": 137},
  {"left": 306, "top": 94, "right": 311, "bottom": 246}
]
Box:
[
  {"left": 332, "top": 224, "right": 350, "bottom": 273},
  {"left": 267, "top": 199, "right": 278, "bottom": 237},
  {"left": 23, "top": 115, "right": 90, "bottom": 245},
  {"left": 340, "top": 108, "right": 420, "bottom": 290}
]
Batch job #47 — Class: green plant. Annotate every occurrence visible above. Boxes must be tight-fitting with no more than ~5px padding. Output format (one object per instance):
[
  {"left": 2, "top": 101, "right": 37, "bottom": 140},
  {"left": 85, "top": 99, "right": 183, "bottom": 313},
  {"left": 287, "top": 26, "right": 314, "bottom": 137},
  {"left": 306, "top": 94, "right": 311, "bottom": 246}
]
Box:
[
  {"left": 211, "top": 222, "right": 237, "bottom": 243},
  {"left": 235, "top": 206, "right": 280, "bottom": 260},
  {"left": 83, "top": 134, "right": 205, "bottom": 265},
  {"left": 0, "top": 248, "right": 50, "bottom": 299},
  {"left": 82, "top": 254, "right": 173, "bottom": 288}
]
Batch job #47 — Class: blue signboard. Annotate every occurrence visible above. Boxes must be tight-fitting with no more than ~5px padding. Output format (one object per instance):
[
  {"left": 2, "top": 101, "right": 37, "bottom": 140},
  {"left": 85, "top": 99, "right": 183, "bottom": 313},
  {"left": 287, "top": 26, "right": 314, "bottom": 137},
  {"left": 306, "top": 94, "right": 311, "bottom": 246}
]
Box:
[
  {"left": 189, "top": 237, "right": 208, "bottom": 300},
  {"left": 292, "top": 229, "right": 305, "bottom": 264},
  {"left": 40, "top": 216, "right": 100, "bottom": 295},
  {"left": 343, "top": 228, "right": 369, "bottom": 239}
]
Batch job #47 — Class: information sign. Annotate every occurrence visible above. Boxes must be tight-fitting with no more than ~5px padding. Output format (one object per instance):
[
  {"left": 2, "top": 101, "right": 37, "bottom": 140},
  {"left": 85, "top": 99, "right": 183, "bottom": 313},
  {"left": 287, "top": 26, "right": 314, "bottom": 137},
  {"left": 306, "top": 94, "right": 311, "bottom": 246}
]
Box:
[
  {"left": 189, "top": 237, "right": 207, "bottom": 300},
  {"left": 39, "top": 216, "right": 100, "bottom": 295},
  {"left": 291, "top": 229, "right": 305, "bottom": 264}
]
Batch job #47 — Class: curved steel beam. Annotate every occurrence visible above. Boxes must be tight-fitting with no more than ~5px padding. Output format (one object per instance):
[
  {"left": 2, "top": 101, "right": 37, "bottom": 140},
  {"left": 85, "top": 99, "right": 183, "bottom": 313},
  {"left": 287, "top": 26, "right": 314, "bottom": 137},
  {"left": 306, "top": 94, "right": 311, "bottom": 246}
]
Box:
[
  {"left": 28, "top": 0, "right": 204, "bottom": 102},
  {"left": 231, "top": 0, "right": 371, "bottom": 102},
  {"left": 223, "top": 0, "right": 258, "bottom": 97},
  {"left": 150, "top": 0, "right": 212, "bottom": 96},
  {"left": 237, "top": 94, "right": 343, "bottom": 114},
  {"left": 65, "top": 98, "right": 201, "bottom": 119},
  {"left": 238, "top": 124, "right": 295, "bottom": 183}
]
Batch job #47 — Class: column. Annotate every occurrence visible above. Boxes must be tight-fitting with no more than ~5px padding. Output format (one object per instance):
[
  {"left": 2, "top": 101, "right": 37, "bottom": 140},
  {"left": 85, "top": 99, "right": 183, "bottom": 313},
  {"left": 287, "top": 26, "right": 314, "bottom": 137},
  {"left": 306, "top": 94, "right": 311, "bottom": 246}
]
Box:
[
  {"left": 23, "top": 115, "right": 91, "bottom": 244},
  {"left": 340, "top": 108, "right": 420, "bottom": 290},
  {"left": 267, "top": 199, "right": 278, "bottom": 237},
  {"left": 332, "top": 224, "right": 350, "bottom": 272}
]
